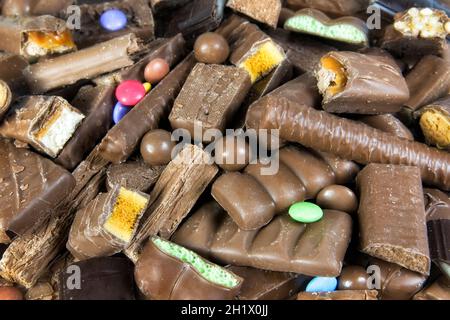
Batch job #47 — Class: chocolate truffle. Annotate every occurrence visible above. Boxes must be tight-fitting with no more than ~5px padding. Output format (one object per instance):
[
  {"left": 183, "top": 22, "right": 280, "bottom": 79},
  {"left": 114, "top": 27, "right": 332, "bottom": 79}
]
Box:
[
  {"left": 214, "top": 135, "right": 252, "bottom": 171},
  {"left": 194, "top": 32, "right": 230, "bottom": 64},
  {"left": 140, "top": 129, "right": 176, "bottom": 166},
  {"left": 316, "top": 185, "right": 358, "bottom": 214},
  {"left": 338, "top": 266, "right": 369, "bottom": 290},
  {"left": 144, "top": 58, "right": 170, "bottom": 84}
]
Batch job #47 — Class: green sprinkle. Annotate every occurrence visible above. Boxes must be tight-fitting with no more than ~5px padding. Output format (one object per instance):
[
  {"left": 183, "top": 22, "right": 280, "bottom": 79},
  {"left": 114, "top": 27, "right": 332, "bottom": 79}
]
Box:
[{"left": 289, "top": 202, "right": 324, "bottom": 223}]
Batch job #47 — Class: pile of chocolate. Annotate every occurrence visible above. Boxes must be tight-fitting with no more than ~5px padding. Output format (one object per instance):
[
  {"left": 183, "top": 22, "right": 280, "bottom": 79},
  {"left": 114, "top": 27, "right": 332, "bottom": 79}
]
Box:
[{"left": 0, "top": 0, "right": 449, "bottom": 301}]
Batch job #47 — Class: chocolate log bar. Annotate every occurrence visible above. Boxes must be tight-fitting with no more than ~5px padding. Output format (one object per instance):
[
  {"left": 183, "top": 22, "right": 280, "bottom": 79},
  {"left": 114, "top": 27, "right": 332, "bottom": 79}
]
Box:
[
  {"left": 125, "top": 144, "right": 218, "bottom": 262},
  {"left": 135, "top": 237, "right": 243, "bottom": 300},
  {"left": 99, "top": 54, "right": 195, "bottom": 164},
  {"left": 0, "top": 53, "right": 28, "bottom": 93},
  {"left": 357, "top": 164, "right": 430, "bottom": 275},
  {"left": 298, "top": 290, "right": 378, "bottom": 300},
  {"left": 359, "top": 114, "right": 414, "bottom": 141},
  {"left": 169, "top": 63, "right": 251, "bottom": 142},
  {"left": 0, "top": 95, "right": 85, "bottom": 158},
  {"left": 417, "top": 95, "right": 450, "bottom": 150},
  {"left": 245, "top": 95, "right": 450, "bottom": 190},
  {"left": 0, "top": 139, "right": 75, "bottom": 242},
  {"left": 227, "top": 0, "right": 282, "bottom": 28},
  {"left": 61, "top": 0, "right": 154, "bottom": 49},
  {"left": 0, "top": 80, "right": 12, "bottom": 120},
  {"left": 172, "top": 202, "right": 352, "bottom": 277},
  {"left": 286, "top": 0, "right": 369, "bottom": 17},
  {"left": 2, "top": 0, "right": 74, "bottom": 16},
  {"left": 316, "top": 51, "right": 409, "bottom": 114},
  {"left": 413, "top": 276, "right": 450, "bottom": 300},
  {"left": 0, "top": 15, "right": 76, "bottom": 62},
  {"left": 59, "top": 257, "right": 136, "bottom": 300},
  {"left": 67, "top": 185, "right": 150, "bottom": 261},
  {"left": 24, "top": 33, "right": 145, "bottom": 93}
]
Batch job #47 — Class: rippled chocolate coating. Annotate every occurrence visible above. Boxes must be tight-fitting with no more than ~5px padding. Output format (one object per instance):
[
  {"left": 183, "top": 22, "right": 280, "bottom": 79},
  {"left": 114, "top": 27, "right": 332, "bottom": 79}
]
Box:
[
  {"left": 140, "top": 129, "right": 176, "bottom": 166},
  {"left": 194, "top": 32, "right": 230, "bottom": 64}
]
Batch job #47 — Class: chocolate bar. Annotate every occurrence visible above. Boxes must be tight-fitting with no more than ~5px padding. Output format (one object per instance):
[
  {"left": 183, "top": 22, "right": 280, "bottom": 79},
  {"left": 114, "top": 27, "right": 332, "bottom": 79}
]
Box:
[
  {"left": 405, "top": 55, "right": 450, "bottom": 112},
  {"left": 99, "top": 54, "right": 194, "bottom": 164},
  {"left": 107, "top": 160, "right": 164, "bottom": 193},
  {"left": 357, "top": 164, "right": 430, "bottom": 275},
  {"left": 135, "top": 237, "right": 243, "bottom": 300},
  {"left": 172, "top": 202, "right": 352, "bottom": 277},
  {"left": 381, "top": 8, "right": 450, "bottom": 57},
  {"left": 61, "top": 0, "right": 155, "bottom": 48},
  {"left": 0, "top": 15, "right": 76, "bottom": 62},
  {"left": 2, "top": 0, "right": 74, "bottom": 16},
  {"left": 359, "top": 114, "right": 414, "bottom": 141},
  {"left": 0, "top": 81, "right": 12, "bottom": 120},
  {"left": 227, "top": 266, "right": 310, "bottom": 300},
  {"left": 125, "top": 144, "right": 218, "bottom": 262},
  {"left": 59, "top": 257, "right": 136, "bottom": 300},
  {"left": 0, "top": 139, "right": 75, "bottom": 241},
  {"left": 286, "top": 0, "right": 369, "bottom": 17},
  {"left": 227, "top": 0, "right": 282, "bottom": 28},
  {"left": 284, "top": 9, "right": 369, "bottom": 46},
  {"left": 298, "top": 290, "right": 378, "bottom": 300},
  {"left": 0, "top": 95, "right": 85, "bottom": 158},
  {"left": 316, "top": 51, "right": 409, "bottom": 114},
  {"left": 416, "top": 95, "right": 450, "bottom": 150},
  {"left": 24, "top": 33, "right": 145, "bottom": 93},
  {"left": 246, "top": 95, "right": 450, "bottom": 190},
  {"left": 67, "top": 185, "right": 150, "bottom": 261},
  {"left": 169, "top": 63, "right": 251, "bottom": 142},
  {"left": 0, "top": 53, "right": 28, "bottom": 93},
  {"left": 413, "top": 276, "right": 450, "bottom": 300}
]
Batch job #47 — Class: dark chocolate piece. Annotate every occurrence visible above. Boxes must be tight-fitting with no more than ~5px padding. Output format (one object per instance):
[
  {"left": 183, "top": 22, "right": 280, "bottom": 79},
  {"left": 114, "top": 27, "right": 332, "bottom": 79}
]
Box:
[
  {"left": 2, "top": 0, "right": 74, "bottom": 16},
  {"left": 227, "top": 0, "right": 282, "bottom": 28},
  {"left": 297, "top": 290, "right": 378, "bottom": 300},
  {"left": 0, "top": 139, "right": 75, "bottom": 241},
  {"left": 417, "top": 95, "right": 450, "bottom": 150},
  {"left": 413, "top": 276, "right": 450, "bottom": 300},
  {"left": 107, "top": 161, "right": 164, "bottom": 193},
  {"left": 316, "top": 51, "right": 409, "bottom": 114},
  {"left": 59, "top": 257, "right": 136, "bottom": 300},
  {"left": 286, "top": 0, "right": 369, "bottom": 17},
  {"left": 0, "top": 53, "right": 28, "bottom": 93},
  {"left": 135, "top": 237, "right": 243, "bottom": 300},
  {"left": 359, "top": 114, "right": 414, "bottom": 141},
  {"left": 357, "top": 164, "right": 430, "bottom": 275},
  {"left": 173, "top": 202, "right": 352, "bottom": 277}
]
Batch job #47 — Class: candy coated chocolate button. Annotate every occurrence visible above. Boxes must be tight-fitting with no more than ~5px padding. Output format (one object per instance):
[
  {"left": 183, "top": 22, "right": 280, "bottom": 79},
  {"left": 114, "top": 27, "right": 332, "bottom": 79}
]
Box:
[
  {"left": 306, "top": 277, "right": 338, "bottom": 293},
  {"left": 144, "top": 58, "right": 170, "bottom": 84},
  {"left": 288, "top": 202, "right": 323, "bottom": 223},
  {"left": 0, "top": 287, "right": 23, "bottom": 300},
  {"left": 100, "top": 9, "right": 127, "bottom": 32},
  {"left": 115, "top": 80, "right": 146, "bottom": 106},
  {"left": 316, "top": 185, "right": 358, "bottom": 213},
  {"left": 113, "top": 101, "right": 130, "bottom": 124},
  {"left": 140, "top": 129, "right": 176, "bottom": 166},
  {"left": 338, "top": 266, "right": 369, "bottom": 290},
  {"left": 194, "top": 32, "right": 230, "bottom": 64},
  {"left": 143, "top": 82, "right": 152, "bottom": 93}
]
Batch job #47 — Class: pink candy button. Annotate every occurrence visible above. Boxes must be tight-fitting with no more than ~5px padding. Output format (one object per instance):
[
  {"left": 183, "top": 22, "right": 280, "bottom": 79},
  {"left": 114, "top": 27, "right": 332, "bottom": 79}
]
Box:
[{"left": 115, "top": 80, "right": 146, "bottom": 106}]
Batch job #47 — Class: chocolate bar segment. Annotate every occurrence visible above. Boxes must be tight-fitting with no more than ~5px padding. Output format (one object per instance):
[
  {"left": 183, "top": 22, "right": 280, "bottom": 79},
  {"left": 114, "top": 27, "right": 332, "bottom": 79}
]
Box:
[
  {"left": 417, "top": 96, "right": 450, "bottom": 150},
  {"left": 0, "top": 95, "right": 85, "bottom": 158},
  {"left": 107, "top": 161, "right": 164, "bottom": 193},
  {"left": 135, "top": 237, "right": 243, "bottom": 300},
  {"left": 227, "top": 0, "right": 282, "bottom": 28},
  {"left": 298, "top": 290, "right": 378, "bottom": 300},
  {"left": 0, "top": 15, "right": 76, "bottom": 62},
  {"left": 316, "top": 51, "right": 409, "bottom": 114},
  {"left": 357, "top": 164, "right": 430, "bottom": 275},
  {"left": 286, "top": 0, "right": 369, "bottom": 17}
]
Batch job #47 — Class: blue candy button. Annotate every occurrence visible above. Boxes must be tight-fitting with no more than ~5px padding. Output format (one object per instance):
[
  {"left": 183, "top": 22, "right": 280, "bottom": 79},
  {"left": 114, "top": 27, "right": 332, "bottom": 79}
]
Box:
[
  {"left": 100, "top": 9, "right": 127, "bottom": 32},
  {"left": 305, "top": 277, "right": 338, "bottom": 293},
  {"left": 113, "top": 101, "right": 130, "bottom": 124}
]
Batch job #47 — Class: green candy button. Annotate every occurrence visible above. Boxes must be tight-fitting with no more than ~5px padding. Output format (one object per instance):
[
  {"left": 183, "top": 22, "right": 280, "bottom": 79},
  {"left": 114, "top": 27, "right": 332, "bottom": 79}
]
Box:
[{"left": 288, "top": 202, "right": 323, "bottom": 223}]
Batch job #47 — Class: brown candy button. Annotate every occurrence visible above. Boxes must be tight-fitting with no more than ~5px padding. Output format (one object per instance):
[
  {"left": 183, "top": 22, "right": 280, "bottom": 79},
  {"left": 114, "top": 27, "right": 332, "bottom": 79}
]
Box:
[
  {"left": 214, "top": 135, "right": 252, "bottom": 171},
  {"left": 0, "top": 287, "right": 24, "bottom": 300},
  {"left": 194, "top": 32, "right": 230, "bottom": 64},
  {"left": 338, "top": 266, "right": 369, "bottom": 290},
  {"left": 316, "top": 185, "right": 358, "bottom": 214},
  {"left": 144, "top": 58, "right": 170, "bottom": 84},
  {"left": 140, "top": 129, "right": 176, "bottom": 166}
]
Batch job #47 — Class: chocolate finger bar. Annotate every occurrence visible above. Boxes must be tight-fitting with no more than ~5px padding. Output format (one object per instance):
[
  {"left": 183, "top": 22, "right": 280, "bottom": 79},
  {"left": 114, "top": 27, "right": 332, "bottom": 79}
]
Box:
[
  {"left": 0, "top": 15, "right": 76, "bottom": 62},
  {"left": 357, "top": 164, "right": 430, "bottom": 275},
  {"left": 359, "top": 114, "right": 414, "bottom": 141},
  {"left": 286, "top": 0, "right": 369, "bottom": 17},
  {"left": 172, "top": 202, "right": 353, "bottom": 277},
  {"left": 0, "top": 96, "right": 85, "bottom": 158},
  {"left": 316, "top": 51, "right": 409, "bottom": 114},
  {"left": 24, "top": 33, "right": 145, "bottom": 93}
]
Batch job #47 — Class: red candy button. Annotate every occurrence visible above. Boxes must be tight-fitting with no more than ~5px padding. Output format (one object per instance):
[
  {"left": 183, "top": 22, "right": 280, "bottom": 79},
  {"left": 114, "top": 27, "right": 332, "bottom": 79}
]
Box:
[{"left": 115, "top": 80, "right": 146, "bottom": 106}]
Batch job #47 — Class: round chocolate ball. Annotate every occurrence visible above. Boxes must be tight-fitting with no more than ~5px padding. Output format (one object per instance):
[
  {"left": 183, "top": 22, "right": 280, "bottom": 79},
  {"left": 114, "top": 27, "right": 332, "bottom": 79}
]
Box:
[
  {"left": 338, "top": 266, "right": 369, "bottom": 290},
  {"left": 2, "top": 0, "right": 32, "bottom": 16},
  {"left": 144, "top": 58, "right": 170, "bottom": 84},
  {"left": 0, "top": 287, "right": 24, "bottom": 300},
  {"left": 194, "top": 32, "right": 230, "bottom": 64},
  {"left": 214, "top": 135, "right": 252, "bottom": 171},
  {"left": 140, "top": 129, "right": 176, "bottom": 166},
  {"left": 316, "top": 185, "right": 358, "bottom": 213}
]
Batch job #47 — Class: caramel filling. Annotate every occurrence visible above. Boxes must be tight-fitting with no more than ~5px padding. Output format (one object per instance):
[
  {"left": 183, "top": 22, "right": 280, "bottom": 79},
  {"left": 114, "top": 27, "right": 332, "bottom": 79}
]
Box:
[
  {"left": 34, "top": 107, "right": 62, "bottom": 141},
  {"left": 319, "top": 56, "right": 347, "bottom": 96},
  {"left": 27, "top": 30, "right": 75, "bottom": 50},
  {"left": 420, "top": 110, "right": 450, "bottom": 149},
  {"left": 104, "top": 188, "right": 148, "bottom": 243}
]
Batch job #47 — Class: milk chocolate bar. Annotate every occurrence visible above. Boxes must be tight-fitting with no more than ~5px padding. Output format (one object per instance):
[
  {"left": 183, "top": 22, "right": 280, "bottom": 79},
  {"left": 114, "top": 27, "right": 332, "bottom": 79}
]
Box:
[
  {"left": 316, "top": 51, "right": 409, "bottom": 114},
  {"left": 99, "top": 54, "right": 195, "bottom": 164},
  {"left": 0, "top": 139, "right": 75, "bottom": 242},
  {"left": 61, "top": 0, "right": 154, "bottom": 48},
  {"left": 227, "top": 0, "right": 282, "bottom": 28},
  {"left": 135, "top": 237, "right": 243, "bottom": 300},
  {"left": 286, "top": 0, "right": 369, "bottom": 17},
  {"left": 24, "top": 33, "right": 145, "bottom": 93},
  {"left": 67, "top": 185, "right": 150, "bottom": 261},
  {"left": 59, "top": 257, "right": 136, "bottom": 300},
  {"left": 169, "top": 63, "right": 251, "bottom": 142},
  {"left": 246, "top": 95, "right": 450, "bottom": 190},
  {"left": 357, "top": 164, "right": 430, "bottom": 275},
  {"left": 413, "top": 276, "right": 450, "bottom": 300},
  {"left": 1, "top": 0, "right": 74, "bottom": 16},
  {"left": 172, "top": 202, "right": 352, "bottom": 277},
  {"left": 0, "top": 53, "right": 28, "bottom": 93},
  {"left": 0, "top": 81, "right": 12, "bottom": 120},
  {"left": 298, "top": 290, "right": 378, "bottom": 300},
  {"left": 106, "top": 161, "right": 164, "bottom": 193},
  {"left": 0, "top": 15, "right": 76, "bottom": 62},
  {"left": 359, "top": 114, "right": 414, "bottom": 141},
  {"left": 0, "top": 95, "right": 85, "bottom": 158}
]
